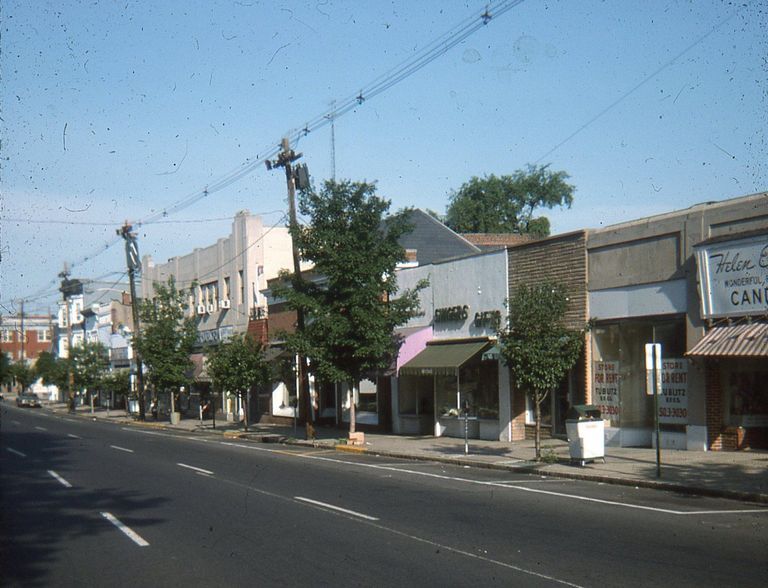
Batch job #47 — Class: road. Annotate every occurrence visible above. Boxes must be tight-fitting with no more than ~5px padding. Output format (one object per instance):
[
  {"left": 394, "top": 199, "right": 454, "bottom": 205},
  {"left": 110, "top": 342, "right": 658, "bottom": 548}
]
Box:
[{"left": 2, "top": 403, "right": 767, "bottom": 587}]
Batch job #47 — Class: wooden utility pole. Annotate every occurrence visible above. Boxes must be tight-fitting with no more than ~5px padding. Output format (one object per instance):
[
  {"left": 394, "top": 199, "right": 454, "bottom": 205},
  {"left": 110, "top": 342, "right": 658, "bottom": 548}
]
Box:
[
  {"left": 266, "top": 138, "right": 313, "bottom": 437},
  {"left": 118, "top": 223, "right": 146, "bottom": 421},
  {"left": 19, "top": 299, "right": 25, "bottom": 364},
  {"left": 59, "top": 263, "right": 75, "bottom": 412}
]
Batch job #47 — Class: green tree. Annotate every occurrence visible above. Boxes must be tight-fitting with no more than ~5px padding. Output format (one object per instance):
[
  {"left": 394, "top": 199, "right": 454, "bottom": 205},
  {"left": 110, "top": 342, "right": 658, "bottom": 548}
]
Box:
[
  {"left": 134, "top": 277, "right": 197, "bottom": 420},
  {"left": 498, "top": 282, "right": 588, "bottom": 460},
  {"left": 101, "top": 369, "right": 131, "bottom": 409},
  {"left": 70, "top": 342, "right": 109, "bottom": 402},
  {"left": 206, "top": 334, "right": 270, "bottom": 432},
  {"left": 445, "top": 164, "right": 575, "bottom": 236},
  {"left": 0, "top": 351, "right": 11, "bottom": 389},
  {"left": 34, "top": 352, "right": 71, "bottom": 403},
  {"left": 275, "top": 179, "right": 425, "bottom": 438},
  {"left": 9, "top": 361, "right": 35, "bottom": 392}
]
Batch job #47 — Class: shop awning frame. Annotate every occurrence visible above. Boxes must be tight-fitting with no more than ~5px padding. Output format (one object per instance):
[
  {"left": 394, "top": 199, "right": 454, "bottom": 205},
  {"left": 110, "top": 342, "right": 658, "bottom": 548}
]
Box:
[
  {"left": 398, "top": 340, "right": 491, "bottom": 377},
  {"left": 686, "top": 320, "right": 768, "bottom": 357}
]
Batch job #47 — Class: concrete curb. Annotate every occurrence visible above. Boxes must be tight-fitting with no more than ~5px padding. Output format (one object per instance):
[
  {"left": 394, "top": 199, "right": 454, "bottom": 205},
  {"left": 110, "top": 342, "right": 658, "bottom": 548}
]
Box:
[{"left": 44, "top": 407, "right": 768, "bottom": 505}]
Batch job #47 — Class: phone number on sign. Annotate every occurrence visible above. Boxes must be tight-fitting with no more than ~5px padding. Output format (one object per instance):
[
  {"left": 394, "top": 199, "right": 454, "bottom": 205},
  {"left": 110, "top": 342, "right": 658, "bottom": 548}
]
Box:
[{"left": 659, "top": 407, "right": 687, "bottom": 418}]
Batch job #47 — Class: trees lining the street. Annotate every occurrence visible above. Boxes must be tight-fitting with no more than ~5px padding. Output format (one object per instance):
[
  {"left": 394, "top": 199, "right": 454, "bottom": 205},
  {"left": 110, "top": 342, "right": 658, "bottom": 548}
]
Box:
[
  {"left": 134, "top": 277, "right": 197, "bottom": 419},
  {"left": 445, "top": 164, "right": 575, "bottom": 236},
  {"left": 206, "top": 334, "right": 271, "bottom": 432},
  {"left": 274, "top": 179, "right": 425, "bottom": 438},
  {"left": 498, "top": 281, "right": 589, "bottom": 460},
  {"left": 70, "top": 341, "right": 109, "bottom": 403}
]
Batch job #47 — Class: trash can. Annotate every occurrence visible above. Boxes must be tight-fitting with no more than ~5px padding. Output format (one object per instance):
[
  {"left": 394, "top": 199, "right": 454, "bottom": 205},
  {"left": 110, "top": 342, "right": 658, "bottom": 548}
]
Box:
[{"left": 565, "top": 405, "right": 605, "bottom": 466}]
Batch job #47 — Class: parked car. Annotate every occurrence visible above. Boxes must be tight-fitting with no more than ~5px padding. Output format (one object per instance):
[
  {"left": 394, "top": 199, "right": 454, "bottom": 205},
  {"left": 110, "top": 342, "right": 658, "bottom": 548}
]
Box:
[{"left": 16, "top": 393, "right": 42, "bottom": 408}]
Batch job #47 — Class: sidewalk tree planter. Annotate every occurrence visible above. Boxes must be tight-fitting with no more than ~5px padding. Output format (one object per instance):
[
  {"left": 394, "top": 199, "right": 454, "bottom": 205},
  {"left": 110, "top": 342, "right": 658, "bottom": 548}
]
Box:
[{"left": 272, "top": 179, "right": 426, "bottom": 442}]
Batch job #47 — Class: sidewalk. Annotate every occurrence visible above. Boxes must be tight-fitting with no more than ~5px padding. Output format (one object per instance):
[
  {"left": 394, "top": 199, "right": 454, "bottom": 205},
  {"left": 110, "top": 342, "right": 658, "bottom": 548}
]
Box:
[{"left": 49, "top": 402, "right": 768, "bottom": 504}]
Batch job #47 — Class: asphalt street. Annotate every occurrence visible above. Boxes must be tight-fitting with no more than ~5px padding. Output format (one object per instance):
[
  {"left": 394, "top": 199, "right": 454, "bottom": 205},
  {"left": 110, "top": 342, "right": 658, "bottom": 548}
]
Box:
[{"left": 2, "top": 403, "right": 767, "bottom": 587}]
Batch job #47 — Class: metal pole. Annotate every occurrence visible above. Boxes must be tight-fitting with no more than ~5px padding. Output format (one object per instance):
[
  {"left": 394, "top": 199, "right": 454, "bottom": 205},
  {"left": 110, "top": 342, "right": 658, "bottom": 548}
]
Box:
[{"left": 653, "top": 347, "right": 661, "bottom": 478}]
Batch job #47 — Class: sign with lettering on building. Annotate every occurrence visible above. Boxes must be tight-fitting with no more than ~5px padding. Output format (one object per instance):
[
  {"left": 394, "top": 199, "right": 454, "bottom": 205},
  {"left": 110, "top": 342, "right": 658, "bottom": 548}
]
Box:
[
  {"left": 659, "top": 358, "right": 688, "bottom": 424},
  {"left": 695, "top": 234, "right": 768, "bottom": 318},
  {"left": 593, "top": 361, "right": 620, "bottom": 424}
]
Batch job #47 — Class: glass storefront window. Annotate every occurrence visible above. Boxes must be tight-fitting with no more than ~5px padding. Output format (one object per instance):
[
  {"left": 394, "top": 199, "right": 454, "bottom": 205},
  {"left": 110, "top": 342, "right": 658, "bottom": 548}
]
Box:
[
  {"left": 358, "top": 378, "right": 377, "bottom": 413},
  {"left": 436, "top": 375, "right": 458, "bottom": 417},
  {"left": 722, "top": 359, "right": 768, "bottom": 427},
  {"left": 398, "top": 375, "right": 433, "bottom": 416},
  {"left": 592, "top": 317, "right": 686, "bottom": 428}
]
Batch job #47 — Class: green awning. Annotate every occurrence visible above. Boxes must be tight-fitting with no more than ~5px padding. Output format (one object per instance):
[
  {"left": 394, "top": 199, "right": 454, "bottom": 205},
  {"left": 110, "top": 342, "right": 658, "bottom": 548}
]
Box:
[{"left": 399, "top": 341, "right": 490, "bottom": 377}]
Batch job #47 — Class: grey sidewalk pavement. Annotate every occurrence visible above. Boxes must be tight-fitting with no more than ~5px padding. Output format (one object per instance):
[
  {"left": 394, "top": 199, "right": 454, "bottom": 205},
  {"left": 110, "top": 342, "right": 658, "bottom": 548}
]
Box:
[{"left": 44, "top": 402, "right": 768, "bottom": 505}]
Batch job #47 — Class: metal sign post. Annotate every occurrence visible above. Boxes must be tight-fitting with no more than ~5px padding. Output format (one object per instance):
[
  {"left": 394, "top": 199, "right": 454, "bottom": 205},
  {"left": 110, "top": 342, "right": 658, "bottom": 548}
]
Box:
[{"left": 645, "top": 343, "right": 662, "bottom": 478}]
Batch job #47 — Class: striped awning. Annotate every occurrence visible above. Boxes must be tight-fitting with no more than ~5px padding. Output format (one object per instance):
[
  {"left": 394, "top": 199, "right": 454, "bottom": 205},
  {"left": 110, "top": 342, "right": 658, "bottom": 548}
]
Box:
[{"left": 687, "top": 321, "right": 768, "bottom": 357}]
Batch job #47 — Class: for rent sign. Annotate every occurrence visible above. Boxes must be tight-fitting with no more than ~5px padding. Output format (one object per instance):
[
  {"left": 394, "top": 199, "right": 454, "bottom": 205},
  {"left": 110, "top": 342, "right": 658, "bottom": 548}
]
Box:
[
  {"left": 695, "top": 234, "right": 768, "bottom": 318},
  {"left": 593, "top": 361, "right": 620, "bottom": 424},
  {"left": 659, "top": 359, "right": 688, "bottom": 424}
]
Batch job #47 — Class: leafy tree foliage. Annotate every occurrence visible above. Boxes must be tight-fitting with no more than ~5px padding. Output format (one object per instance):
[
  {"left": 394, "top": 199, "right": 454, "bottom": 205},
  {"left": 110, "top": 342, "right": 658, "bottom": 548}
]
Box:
[
  {"left": 70, "top": 341, "right": 109, "bottom": 395},
  {"left": 206, "top": 334, "right": 270, "bottom": 431},
  {"left": 101, "top": 369, "right": 131, "bottom": 408},
  {"left": 445, "top": 164, "right": 575, "bottom": 236},
  {"left": 498, "top": 282, "right": 588, "bottom": 459},
  {"left": 134, "top": 277, "right": 197, "bottom": 414},
  {"left": 0, "top": 351, "right": 11, "bottom": 388},
  {"left": 34, "top": 351, "right": 68, "bottom": 389},
  {"left": 275, "top": 179, "right": 425, "bottom": 434},
  {"left": 9, "top": 361, "right": 35, "bottom": 391}
]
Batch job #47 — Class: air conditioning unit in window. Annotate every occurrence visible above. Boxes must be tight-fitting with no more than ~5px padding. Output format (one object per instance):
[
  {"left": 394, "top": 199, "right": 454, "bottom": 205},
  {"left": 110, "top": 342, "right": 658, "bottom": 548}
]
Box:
[
  {"left": 206, "top": 304, "right": 216, "bottom": 314},
  {"left": 219, "top": 299, "right": 231, "bottom": 309},
  {"left": 196, "top": 305, "right": 206, "bottom": 315}
]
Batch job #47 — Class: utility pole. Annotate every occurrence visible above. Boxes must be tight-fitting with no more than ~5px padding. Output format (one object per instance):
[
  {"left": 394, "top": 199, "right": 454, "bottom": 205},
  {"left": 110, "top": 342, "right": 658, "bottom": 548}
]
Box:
[
  {"left": 19, "top": 299, "right": 25, "bottom": 364},
  {"left": 266, "top": 138, "right": 313, "bottom": 437},
  {"left": 59, "top": 263, "right": 75, "bottom": 412},
  {"left": 117, "top": 223, "right": 146, "bottom": 421}
]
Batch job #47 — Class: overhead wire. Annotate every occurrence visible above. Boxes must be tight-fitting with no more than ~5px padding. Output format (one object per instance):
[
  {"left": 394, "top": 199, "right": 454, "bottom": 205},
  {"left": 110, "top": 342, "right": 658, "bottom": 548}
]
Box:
[{"left": 11, "top": 1, "right": 521, "bottom": 308}]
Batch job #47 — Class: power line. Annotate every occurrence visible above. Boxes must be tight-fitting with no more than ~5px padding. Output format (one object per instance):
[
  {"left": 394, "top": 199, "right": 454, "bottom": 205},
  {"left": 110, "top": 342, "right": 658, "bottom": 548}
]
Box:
[
  {"left": 15, "top": 1, "right": 522, "bottom": 304},
  {"left": 2, "top": 212, "right": 285, "bottom": 227},
  {"left": 535, "top": 7, "right": 740, "bottom": 164}
]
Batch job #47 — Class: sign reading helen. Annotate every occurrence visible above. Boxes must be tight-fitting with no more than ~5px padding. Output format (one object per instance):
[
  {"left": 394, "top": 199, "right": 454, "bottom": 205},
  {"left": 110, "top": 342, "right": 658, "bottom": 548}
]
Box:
[{"left": 695, "top": 235, "right": 768, "bottom": 319}]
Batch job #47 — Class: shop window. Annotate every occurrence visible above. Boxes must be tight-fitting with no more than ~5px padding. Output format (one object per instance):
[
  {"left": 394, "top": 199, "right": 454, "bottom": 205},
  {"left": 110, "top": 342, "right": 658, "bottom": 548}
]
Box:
[
  {"left": 398, "top": 375, "right": 433, "bottom": 416},
  {"left": 722, "top": 359, "right": 768, "bottom": 427},
  {"left": 435, "top": 374, "right": 458, "bottom": 417},
  {"left": 592, "top": 317, "right": 686, "bottom": 428},
  {"left": 318, "top": 379, "right": 336, "bottom": 417},
  {"left": 525, "top": 391, "right": 552, "bottom": 425},
  {"left": 358, "top": 378, "right": 377, "bottom": 413},
  {"left": 459, "top": 362, "right": 499, "bottom": 419}
]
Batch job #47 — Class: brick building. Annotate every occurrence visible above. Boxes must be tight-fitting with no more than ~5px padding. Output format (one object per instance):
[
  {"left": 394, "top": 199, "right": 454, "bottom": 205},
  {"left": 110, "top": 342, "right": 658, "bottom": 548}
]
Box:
[{"left": 0, "top": 314, "right": 55, "bottom": 363}]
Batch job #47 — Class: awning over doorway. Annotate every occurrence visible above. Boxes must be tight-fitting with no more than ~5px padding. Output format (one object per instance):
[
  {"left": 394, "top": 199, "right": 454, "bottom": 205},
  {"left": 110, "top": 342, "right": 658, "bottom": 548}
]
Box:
[
  {"left": 399, "top": 340, "right": 491, "bottom": 377},
  {"left": 189, "top": 353, "right": 211, "bottom": 383},
  {"left": 687, "top": 321, "right": 768, "bottom": 357}
]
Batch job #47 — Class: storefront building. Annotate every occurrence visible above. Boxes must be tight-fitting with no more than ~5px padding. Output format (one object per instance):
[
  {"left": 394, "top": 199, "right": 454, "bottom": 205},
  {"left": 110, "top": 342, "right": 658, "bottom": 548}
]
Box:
[
  {"left": 142, "top": 211, "right": 298, "bottom": 420},
  {"left": 587, "top": 191, "right": 768, "bottom": 450},
  {"left": 394, "top": 248, "right": 510, "bottom": 441},
  {"left": 687, "top": 231, "right": 768, "bottom": 449},
  {"left": 506, "top": 231, "right": 589, "bottom": 441}
]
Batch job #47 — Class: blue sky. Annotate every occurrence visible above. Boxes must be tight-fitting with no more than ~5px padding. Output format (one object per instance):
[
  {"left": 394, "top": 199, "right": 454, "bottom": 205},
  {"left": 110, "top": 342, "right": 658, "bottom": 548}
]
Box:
[{"left": 1, "top": 0, "right": 766, "bottom": 313}]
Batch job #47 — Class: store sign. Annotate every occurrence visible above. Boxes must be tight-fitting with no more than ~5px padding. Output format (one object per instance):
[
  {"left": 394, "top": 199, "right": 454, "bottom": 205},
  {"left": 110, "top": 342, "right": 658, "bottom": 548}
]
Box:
[
  {"left": 593, "top": 361, "right": 620, "bottom": 423},
  {"left": 196, "top": 326, "right": 234, "bottom": 346},
  {"left": 659, "top": 359, "right": 688, "bottom": 424},
  {"left": 695, "top": 235, "right": 768, "bottom": 318},
  {"left": 434, "top": 305, "right": 469, "bottom": 323},
  {"left": 473, "top": 310, "right": 501, "bottom": 330}
]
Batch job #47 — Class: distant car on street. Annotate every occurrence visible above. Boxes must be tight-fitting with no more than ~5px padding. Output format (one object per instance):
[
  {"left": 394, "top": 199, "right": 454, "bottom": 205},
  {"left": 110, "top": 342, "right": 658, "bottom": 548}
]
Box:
[{"left": 16, "top": 393, "right": 41, "bottom": 408}]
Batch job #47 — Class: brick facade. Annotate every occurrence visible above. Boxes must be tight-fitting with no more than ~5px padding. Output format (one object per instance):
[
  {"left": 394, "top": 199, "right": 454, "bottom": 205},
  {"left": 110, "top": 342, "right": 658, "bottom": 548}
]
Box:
[
  {"left": 0, "top": 315, "right": 54, "bottom": 363},
  {"left": 506, "top": 231, "right": 589, "bottom": 441}
]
